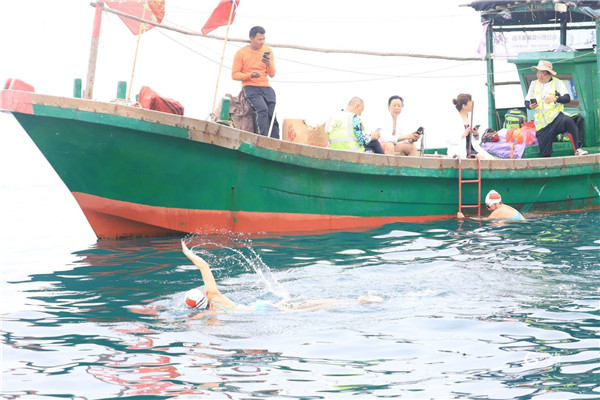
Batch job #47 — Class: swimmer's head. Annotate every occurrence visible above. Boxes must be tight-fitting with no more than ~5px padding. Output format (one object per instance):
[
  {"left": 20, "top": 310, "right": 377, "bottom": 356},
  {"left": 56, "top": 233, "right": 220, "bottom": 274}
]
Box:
[
  {"left": 185, "top": 288, "right": 208, "bottom": 309},
  {"left": 485, "top": 190, "right": 502, "bottom": 207}
]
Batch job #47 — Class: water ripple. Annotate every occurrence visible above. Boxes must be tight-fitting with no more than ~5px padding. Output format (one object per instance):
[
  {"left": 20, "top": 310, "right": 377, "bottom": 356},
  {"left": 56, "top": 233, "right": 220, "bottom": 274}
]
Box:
[{"left": 2, "top": 212, "right": 599, "bottom": 398}]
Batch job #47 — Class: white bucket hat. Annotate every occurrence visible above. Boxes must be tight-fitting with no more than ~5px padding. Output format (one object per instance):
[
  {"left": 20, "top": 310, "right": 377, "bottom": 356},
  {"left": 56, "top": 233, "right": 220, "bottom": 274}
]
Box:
[{"left": 532, "top": 60, "right": 557, "bottom": 76}]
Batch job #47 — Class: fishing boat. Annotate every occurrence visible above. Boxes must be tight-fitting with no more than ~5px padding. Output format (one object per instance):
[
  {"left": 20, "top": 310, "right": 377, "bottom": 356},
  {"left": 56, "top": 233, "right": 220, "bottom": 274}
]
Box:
[{"left": 1, "top": 1, "right": 599, "bottom": 239}]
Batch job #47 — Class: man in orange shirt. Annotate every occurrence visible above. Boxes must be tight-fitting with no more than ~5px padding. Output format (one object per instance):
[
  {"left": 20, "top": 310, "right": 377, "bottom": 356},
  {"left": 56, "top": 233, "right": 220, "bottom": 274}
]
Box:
[{"left": 232, "top": 26, "right": 279, "bottom": 139}]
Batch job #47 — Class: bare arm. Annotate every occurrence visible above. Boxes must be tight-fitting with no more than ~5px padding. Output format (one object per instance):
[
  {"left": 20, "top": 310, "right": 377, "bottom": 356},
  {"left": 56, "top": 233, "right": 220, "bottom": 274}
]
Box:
[
  {"left": 181, "top": 240, "right": 236, "bottom": 311},
  {"left": 457, "top": 211, "right": 486, "bottom": 221},
  {"left": 181, "top": 240, "right": 220, "bottom": 295}
]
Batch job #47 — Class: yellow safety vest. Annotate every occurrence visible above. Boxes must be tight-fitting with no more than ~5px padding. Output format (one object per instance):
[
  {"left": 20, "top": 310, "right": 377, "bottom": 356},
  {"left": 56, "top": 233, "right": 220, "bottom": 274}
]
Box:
[
  {"left": 327, "top": 111, "right": 364, "bottom": 151},
  {"left": 533, "top": 77, "right": 564, "bottom": 131}
]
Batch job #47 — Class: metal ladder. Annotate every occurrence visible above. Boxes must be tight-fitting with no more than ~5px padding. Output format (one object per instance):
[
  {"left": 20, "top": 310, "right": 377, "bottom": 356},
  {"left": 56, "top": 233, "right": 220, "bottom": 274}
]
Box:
[{"left": 458, "top": 157, "right": 482, "bottom": 217}]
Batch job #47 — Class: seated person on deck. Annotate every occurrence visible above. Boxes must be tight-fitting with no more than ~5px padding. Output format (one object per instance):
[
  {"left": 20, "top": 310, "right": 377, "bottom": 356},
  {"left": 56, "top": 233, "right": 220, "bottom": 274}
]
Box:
[
  {"left": 326, "top": 97, "right": 384, "bottom": 154},
  {"left": 525, "top": 60, "right": 587, "bottom": 157},
  {"left": 448, "top": 94, "right": 494, "bottom": 160},
  {"left": 379, "top": 95, "right": 420, "bottom": 155}
]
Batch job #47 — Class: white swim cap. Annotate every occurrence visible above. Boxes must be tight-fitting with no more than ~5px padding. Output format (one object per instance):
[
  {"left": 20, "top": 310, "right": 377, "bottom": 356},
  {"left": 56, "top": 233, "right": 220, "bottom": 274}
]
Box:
[
  {"left": 185, "top": 288, "right": 208, "bottom": 309},
  {"left": 485, "top": 190, "right": 502, "bottom": 207}
]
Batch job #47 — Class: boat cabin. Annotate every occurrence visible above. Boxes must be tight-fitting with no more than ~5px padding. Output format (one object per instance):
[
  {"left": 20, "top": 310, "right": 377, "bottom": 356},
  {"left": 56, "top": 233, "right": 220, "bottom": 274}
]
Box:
[{"left": 468, "top": 0, "right": 600, "bottom": 157}]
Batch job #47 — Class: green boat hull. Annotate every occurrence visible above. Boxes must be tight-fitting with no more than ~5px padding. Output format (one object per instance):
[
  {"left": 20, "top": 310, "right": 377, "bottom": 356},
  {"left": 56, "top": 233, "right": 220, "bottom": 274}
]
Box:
[{"left": 3, "top": 90, "right": 600, "bottom": 238}]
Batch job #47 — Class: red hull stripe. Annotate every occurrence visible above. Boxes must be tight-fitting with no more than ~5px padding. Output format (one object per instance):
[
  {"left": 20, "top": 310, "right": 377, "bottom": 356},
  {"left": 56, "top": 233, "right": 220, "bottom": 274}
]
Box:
[{"left": 72, "top": 192, "right": 448, "bottom": 239}]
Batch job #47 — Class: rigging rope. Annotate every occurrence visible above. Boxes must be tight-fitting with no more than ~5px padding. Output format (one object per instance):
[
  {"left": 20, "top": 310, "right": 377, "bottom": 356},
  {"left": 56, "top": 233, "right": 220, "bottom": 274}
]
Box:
[
  {"left": 94, "top": 2, "right": 481, "bottom": 62},
  {"left": 97, "top": 2, "right": 596, "bottom": 84}
]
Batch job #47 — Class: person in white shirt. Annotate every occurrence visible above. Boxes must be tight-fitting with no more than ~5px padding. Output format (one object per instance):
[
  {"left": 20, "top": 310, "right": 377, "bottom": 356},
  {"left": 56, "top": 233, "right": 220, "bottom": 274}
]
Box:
[
  {"left": 448, "top": 93, "right": 494, "bottom": 160},
  {"left": 379, "top": 95, "right": 420, "bottom": 155}
]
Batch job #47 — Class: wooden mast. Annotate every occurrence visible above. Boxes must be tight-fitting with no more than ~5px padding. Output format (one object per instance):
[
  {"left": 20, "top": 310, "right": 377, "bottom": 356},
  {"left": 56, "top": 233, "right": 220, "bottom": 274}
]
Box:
[
  {"left": 127, "top": 7, "right": 147, "bottom": 103},
  {"left": 210, "top": 1, "right": 237, "bottom": 118},
  {"left": 85, "top": 2, "right": 104, "bottom": 100}
]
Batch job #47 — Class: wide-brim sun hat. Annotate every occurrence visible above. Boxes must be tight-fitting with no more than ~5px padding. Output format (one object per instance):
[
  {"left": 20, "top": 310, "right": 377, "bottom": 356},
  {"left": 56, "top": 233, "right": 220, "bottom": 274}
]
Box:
[
  {"left": 485, "top": 190, "right": 502, "bottom": 207},
  {"left": 185, "top": 288, "right": 208, "bottom": 309},
  {"left": 531, "top": 60, "right": 557, "bottom": 76}
]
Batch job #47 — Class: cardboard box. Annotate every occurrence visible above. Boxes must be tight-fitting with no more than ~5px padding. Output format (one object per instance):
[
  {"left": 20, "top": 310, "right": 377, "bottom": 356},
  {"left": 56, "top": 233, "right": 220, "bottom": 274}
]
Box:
[{"left": 282, "top": 119, "right": 328, "bottom": 147}]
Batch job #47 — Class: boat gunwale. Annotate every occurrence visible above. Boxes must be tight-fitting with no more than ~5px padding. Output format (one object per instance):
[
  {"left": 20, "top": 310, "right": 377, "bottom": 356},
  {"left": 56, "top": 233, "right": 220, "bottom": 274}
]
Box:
[{"left": 2, "top": 89, "right": 599, "bottom": 173}]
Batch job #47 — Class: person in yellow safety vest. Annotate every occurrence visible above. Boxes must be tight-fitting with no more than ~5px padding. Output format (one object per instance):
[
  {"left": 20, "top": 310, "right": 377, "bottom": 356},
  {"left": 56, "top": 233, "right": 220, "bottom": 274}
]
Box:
[
  {"left": 326, "top": 97, "right": 384, "bottom": 154},
  {"left": 525, "top": 60, "right": 587, "bottom": 157}
]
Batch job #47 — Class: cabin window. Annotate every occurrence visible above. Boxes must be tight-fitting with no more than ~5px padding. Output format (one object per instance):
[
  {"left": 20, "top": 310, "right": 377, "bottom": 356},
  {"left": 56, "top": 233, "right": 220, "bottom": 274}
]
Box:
[{"left": 523, "top": 73, "right": 580, "bottom": 108}]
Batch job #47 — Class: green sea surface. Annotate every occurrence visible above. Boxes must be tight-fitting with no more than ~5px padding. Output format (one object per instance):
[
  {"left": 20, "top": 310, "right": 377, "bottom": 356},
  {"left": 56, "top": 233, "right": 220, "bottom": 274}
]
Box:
[{"left": 2, "top": 212, "right": 599, "bottom": 399}]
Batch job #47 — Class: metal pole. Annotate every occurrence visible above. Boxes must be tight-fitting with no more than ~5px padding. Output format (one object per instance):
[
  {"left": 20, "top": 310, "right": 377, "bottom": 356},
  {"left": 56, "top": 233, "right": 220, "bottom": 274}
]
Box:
[
  {"left": 267, "top": 104, "right": 277, "bottom": 138},
  {"left": 486, "top": 21, "right": 497, "bottom": 130},
  {"left": 560, "top": 14, "right": 567, "bottom": 46},
  {"left": 468, "top": 101, "right": 475, "bottom": 158},
  {"left": 85, "top": 2, "right": 104, "bottom": 99}
]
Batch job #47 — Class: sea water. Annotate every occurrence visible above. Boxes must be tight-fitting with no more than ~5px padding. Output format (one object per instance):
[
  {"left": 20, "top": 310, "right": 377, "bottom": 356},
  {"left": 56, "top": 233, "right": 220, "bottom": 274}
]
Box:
[
  {"left": 1, "top": 126, "right": 599, "bottom": 399},
  {"left": 1, "top": 212, "right": 599, "bottom": 399}
]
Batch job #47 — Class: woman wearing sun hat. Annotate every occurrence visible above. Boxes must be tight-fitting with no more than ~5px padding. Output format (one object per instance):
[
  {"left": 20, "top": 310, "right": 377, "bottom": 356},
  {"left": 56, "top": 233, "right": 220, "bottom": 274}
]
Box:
[{"left": 525, "top": 60, "right": 587, "bottom": 157}]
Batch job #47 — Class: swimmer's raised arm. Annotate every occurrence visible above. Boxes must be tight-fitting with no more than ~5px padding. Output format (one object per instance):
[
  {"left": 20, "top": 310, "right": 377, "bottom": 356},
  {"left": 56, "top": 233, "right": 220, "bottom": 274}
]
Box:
[
  {"left": 181, "top": 240, "right": 220, "bottom": 297},
  {"left": 181, "top": 240, "right": 236, "bottom": 312}
]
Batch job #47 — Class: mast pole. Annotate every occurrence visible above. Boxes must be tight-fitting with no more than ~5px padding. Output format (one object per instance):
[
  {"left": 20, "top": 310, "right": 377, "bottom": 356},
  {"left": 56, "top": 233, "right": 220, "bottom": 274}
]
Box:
[
  {"left": 127, "top": 7, "right": 147, "bottom": 103},
  {"left": 485, "top": 20, "right": 497, "bottom": 130},
  {"left": 210, "top": 1, "right": 236, "bottom": 119},
  {"left": 85, "top": 2, "right": 104, "bottom": 99}
]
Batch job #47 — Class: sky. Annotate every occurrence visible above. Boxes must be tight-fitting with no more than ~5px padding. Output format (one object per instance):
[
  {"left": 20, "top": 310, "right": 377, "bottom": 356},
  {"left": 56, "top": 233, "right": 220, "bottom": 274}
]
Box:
[{"left": 0, "top": 0, "right": 525, "bottom": 149}]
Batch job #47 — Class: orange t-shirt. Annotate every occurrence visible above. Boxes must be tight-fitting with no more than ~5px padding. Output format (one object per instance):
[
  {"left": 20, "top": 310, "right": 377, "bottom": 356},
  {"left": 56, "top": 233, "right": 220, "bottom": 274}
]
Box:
[{"left": 232, "top": 45, "right": 275, "bottom": 88}]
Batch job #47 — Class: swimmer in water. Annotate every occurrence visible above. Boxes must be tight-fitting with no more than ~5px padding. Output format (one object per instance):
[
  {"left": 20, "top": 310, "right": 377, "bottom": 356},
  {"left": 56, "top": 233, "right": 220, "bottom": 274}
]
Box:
[
  {"left": 182, "top": 240, "right": 237, "bottom": 313},
  {"left": 457, "top": 190, "right": 525, "bottom": 221},
  {"left": 181, "top": 240, "right": 382, "bottom": 314}
]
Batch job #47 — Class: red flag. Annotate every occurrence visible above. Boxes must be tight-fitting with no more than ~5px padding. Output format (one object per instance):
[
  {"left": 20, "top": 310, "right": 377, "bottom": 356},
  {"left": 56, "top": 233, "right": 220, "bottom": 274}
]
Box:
[
  {"left": 201, "top": 0, "right": 240, "bottom": 35},
  {"left": 105, "top": 0, "right": 165, "bottom": 35}
]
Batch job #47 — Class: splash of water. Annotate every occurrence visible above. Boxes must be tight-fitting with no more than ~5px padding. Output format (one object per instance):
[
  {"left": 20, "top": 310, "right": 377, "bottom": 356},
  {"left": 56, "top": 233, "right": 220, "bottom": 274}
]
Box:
[
  {"left": 186, "top": 234, "right": 291, "bottom": 301},
  {"left": 221, "top": 243, "right": 291, "bottom": 301}
]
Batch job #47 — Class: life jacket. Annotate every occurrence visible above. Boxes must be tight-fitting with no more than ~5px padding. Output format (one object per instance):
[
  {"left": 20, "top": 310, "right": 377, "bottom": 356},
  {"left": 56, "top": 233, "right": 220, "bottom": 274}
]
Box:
[
  {"left": 532, "top": 77, "right": 564, "bottom": 131},
  {"left": 326, "top": 111, "right": 364, "bottom": 152}
]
